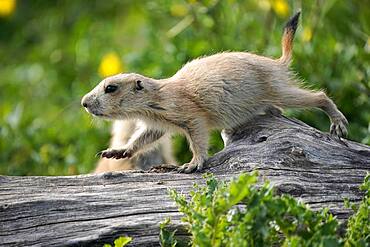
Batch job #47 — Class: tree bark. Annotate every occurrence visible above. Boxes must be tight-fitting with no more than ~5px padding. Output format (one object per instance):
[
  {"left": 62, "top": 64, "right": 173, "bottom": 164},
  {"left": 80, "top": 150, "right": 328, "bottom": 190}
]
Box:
[{"left": 1, "top": 114, "right": 369, "bottom": 247}]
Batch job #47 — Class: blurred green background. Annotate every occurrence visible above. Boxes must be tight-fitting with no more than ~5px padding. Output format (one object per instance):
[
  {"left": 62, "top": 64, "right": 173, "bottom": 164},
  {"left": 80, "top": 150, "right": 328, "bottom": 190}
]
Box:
[{"left": 0, "top": 0, "right": 369, "bottom": 176}]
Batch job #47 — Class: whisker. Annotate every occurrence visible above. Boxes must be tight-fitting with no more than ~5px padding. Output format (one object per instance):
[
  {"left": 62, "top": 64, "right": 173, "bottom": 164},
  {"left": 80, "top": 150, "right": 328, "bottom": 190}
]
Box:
[{"left": 49, "top": 99, "right": 81, "bottom": 124}]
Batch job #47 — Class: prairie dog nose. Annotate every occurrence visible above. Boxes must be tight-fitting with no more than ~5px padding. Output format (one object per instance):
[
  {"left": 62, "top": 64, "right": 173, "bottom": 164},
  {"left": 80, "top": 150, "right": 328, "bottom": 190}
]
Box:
[{"left": 81, "top": 96, "right": 89, "bottom": 108}]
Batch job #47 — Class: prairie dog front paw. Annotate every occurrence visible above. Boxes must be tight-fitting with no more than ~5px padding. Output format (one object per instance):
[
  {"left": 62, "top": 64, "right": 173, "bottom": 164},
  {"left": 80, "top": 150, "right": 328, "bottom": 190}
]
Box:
[{"left": 97, "top": 149, "right": 133, "bottom": 159}]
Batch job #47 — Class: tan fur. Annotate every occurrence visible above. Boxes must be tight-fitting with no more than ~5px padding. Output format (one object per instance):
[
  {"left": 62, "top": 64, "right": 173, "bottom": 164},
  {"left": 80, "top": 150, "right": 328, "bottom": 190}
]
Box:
[
  {"left": 280, "top": 31, "right": 294, "bottom": 65},
  {"left": 82, "top": 13, "right": 348, "bottom": 173}
]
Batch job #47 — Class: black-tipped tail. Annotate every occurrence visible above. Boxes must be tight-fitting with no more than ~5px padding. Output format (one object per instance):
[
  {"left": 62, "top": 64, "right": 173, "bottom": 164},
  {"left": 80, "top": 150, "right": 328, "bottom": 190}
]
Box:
[
  {"left": 284, "top": 11, "right": 301, "bottom": 35},
  {"left": 279, "top": 11, "right": 301, "bottom": 65}
]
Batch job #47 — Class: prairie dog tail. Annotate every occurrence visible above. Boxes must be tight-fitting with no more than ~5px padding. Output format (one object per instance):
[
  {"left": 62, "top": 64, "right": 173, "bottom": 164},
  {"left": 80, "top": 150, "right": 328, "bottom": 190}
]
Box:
[{"left": 279, "top": 11, "right": 301, "bottom": 65}]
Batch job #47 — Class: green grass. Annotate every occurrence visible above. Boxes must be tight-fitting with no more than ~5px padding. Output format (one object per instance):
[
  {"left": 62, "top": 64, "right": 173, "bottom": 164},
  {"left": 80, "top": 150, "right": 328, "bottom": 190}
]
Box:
[{"left": 0, "top": 0, "right": 369, "bottom": 175}]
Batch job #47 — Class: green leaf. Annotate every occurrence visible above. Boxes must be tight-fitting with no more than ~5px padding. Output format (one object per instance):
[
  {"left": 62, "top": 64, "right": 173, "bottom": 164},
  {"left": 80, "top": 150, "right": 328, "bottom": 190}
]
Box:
[
  {"left": 159, "top": 218, "right": 177, "bottom": 247},
  {"left": 113, "top": 236, "right": 132, "bottom": 247}
]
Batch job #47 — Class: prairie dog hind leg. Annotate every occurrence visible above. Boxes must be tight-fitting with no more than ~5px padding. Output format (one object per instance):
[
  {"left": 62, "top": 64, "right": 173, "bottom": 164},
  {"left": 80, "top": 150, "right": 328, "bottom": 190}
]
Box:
[{"left": 276, "top": 86, "right": 348, "bottom": 137}]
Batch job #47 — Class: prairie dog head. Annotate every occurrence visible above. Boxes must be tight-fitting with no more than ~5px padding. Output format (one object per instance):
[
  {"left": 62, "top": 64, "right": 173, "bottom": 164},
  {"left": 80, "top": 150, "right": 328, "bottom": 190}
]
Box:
[{"left": 81, "top": 73, "right": 161, "bottom": 119}]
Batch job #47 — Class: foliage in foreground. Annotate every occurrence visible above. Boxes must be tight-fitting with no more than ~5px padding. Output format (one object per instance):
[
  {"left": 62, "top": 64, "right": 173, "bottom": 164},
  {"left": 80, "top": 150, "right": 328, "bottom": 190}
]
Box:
[
  {"left": 103, "top": 236, "right": 132, "bottom": 247},
  {"left": 345, "top": 175, "right": 370, "bottom": 246},
  {"left": 160, "top": 172, "right": 370, "bottom": 247}
]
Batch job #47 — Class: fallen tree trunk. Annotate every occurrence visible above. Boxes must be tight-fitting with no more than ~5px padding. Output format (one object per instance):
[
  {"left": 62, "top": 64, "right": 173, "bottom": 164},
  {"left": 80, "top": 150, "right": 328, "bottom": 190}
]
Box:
[{"left": 1, "top": 114, "right": 369, "bottom": 246}]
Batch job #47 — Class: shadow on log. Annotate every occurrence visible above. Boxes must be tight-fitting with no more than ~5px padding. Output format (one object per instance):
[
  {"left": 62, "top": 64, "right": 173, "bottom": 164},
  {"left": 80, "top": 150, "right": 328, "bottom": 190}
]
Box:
[{"left": 1, "top": 114, "right": 369, "bottom": 246}]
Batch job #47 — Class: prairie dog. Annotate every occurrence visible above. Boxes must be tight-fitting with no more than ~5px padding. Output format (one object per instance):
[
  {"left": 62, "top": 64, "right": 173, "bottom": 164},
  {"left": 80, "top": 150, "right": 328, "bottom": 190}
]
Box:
[
  {"left": 82, "top": 12, "right": 348, "bottom": 173},
  {"left": 94, "top": 120, "right": 175, "bottom": 173}
]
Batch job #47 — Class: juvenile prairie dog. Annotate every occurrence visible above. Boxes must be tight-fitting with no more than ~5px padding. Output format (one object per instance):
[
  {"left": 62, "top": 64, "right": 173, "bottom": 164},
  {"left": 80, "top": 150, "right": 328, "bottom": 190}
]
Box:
[
  {"left": 94, "top": 120, "right": 175, "bottom": 173},
  {"left": 82, "top": 12, "right": 348, "bottom": 173}
]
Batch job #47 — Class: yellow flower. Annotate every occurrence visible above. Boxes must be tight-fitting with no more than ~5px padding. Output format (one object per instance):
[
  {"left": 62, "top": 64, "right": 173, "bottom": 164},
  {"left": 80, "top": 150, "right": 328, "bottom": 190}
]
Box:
[
  {"left": 170, "top": 3, "right": 188, "bottom": 17},
  {"left": 0, "top": 0, "right": 16, "bottom": 17},
  {"left": 98, "top": 52, "right": 123, "bottom": 77},
  {"left": 302, "top": 27, "right": 313, "bottom": 42},
  {"left": 271, "top": 0, "right": 290, "bottom": 18}
]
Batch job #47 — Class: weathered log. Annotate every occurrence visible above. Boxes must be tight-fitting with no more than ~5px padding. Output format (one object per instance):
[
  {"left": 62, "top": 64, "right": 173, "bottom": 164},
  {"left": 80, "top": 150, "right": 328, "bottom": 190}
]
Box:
[{"left": 1, "top": 113, "right": 369, "bottom": 246}]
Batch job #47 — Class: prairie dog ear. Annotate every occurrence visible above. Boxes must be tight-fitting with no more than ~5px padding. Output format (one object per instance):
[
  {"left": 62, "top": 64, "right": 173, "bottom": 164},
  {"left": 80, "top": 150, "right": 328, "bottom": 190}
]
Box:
[
  {"left": 135, "top": 77, "right": 159, "bottom": 91},
  {"left": 135, "top": 80, "right": 144, "bottom": 91}
]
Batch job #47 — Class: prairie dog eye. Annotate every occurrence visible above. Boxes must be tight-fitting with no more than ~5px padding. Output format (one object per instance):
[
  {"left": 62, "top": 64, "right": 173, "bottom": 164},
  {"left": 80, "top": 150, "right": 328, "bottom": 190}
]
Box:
[
  {"left": 105, "top": 85, "right": 118, "bottom": 94},
  {"left": 135, "top": 80, "right": 144, "bottom": 91}
]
